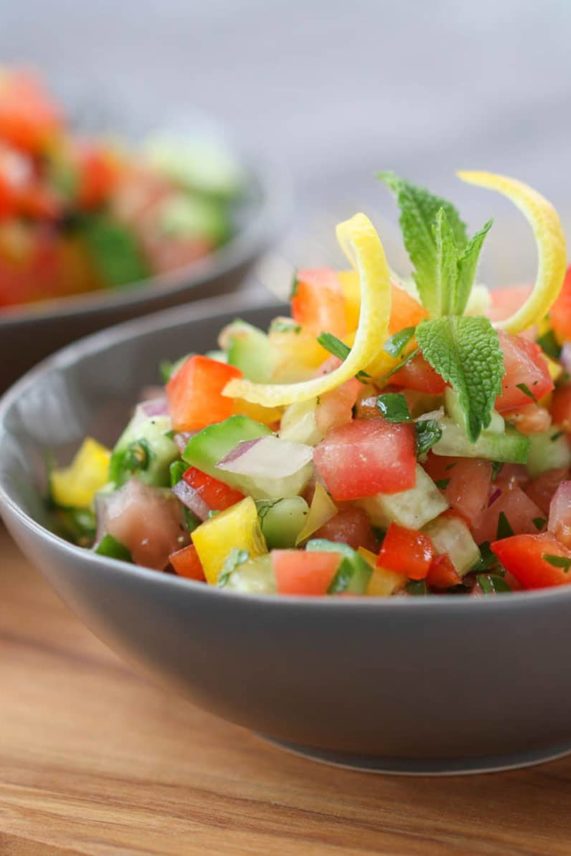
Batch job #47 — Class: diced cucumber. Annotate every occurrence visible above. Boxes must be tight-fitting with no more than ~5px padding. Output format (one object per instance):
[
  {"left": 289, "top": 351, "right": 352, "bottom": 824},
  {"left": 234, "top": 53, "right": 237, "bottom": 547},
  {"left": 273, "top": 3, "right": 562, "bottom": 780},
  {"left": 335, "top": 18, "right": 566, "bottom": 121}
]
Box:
[
  {"left": 445, "top": 388, "right": 504, "bottom": 434},
  {"left": 432, "top": 418, "right": 529, "bottom": 463},
  {"left": 526, "top": 429, "right": 571, "bottom": 478},
  {"left": 159, "top": 194, "right": 230, "bottom": 244},
  {"left": 144, "top": 135, "right": 245, "bottom": 198},
  {"left": 423, "top": 514, "right": 480, "bottom": 576},
  {"left": 219, "top": 555, "right": 276, "bottom": 594},
  {"left": 356, "top": 465, "right": 448, "bottom": 530},
  {"left": 204, "top": 349, "right": 228, "bottom": 363},
  {"left": 219, "top": 320, "right": 274, "bottom": 383},
  {"left": 109, "top": 412, "right": 178, "bottom": 488},
  {"left": 258, "top": 497, "right": 310, "bottom": 548},
  {"left": 83, "top": 214, "right": 150, "bottom": 287},
  {"left": 306, "top": 539, "right": 372, "bottom": 594},
  {"left": 279, "top": 399, "right": 322, "bottom": 446},
  {"left": 182, "top": 415, "right": 271, "bottom": 481}
]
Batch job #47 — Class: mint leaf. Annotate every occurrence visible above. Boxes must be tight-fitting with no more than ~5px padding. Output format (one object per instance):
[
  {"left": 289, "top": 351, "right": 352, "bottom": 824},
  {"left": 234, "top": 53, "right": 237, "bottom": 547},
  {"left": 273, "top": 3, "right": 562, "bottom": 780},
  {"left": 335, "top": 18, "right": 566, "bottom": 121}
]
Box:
[
  {"left": 415, "top": 316, "right": 504, "bottom": 441},
  {"left": 376, "top": 393, "right": 412, "bottom": 423},
  {"left": 378, "top": 172, "right": 467, "bottom": 315},
  {"left": 453, "top": 220, "right": 493, "bottom": 315},
  {"left": 537, "top": 329, "right": 561, "bottom": 360},
  {"left": 434, "top": 208, "right": 459, "bottom": 316},
  {"left": 415, "top": 418, "right": 443, "bottom": 456}
]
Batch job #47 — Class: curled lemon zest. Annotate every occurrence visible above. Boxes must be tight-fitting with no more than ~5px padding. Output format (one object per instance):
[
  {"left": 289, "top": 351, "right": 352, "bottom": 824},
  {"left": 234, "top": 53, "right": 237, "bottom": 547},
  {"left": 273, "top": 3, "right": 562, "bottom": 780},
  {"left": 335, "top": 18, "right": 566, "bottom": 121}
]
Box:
[
  {"left": 223, "top": 213, "right": 391, "bottom": 406},
  {"left": 458, "top": 171, "right": 567, "bottom": 334}
]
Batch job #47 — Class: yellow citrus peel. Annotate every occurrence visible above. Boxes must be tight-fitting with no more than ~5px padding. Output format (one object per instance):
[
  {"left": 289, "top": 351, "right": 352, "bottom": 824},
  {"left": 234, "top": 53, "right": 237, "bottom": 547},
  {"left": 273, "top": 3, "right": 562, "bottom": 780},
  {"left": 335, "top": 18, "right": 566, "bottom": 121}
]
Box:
[
  {"left": 223, "top": 213, "right": 391, "bottom": 406},
  {"left": 457, "top": 171, "right": 567, "bottom": 334}
]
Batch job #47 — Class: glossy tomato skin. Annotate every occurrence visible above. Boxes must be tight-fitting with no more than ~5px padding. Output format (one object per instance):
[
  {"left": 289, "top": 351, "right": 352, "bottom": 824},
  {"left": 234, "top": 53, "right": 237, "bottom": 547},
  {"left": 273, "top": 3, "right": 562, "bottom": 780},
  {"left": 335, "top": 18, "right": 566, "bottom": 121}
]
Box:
[
  {"left": 491, "top": 533, "right": 571, "bottom": 589},
  {"left": 166, "top": 355, "right": 242, "bottom": 432},
  {"left": 495, "top": 332, "right": 553, "bottom": 413},
  {"left": 291, "top": 268, "right": 347, "bottom": 339},
  {"left": 549, "top": 265, "right": 571, "bottom": 343},
  {"left": 377, "top": 523, "right": 434, "bottom": 580},
  {"left": 314, "top": 507, "right": 377, "bottom": 552},
  {"left": 426, "top": 554, "right": 461, "bottom": 589},
  {"left": 169, "top": 543, "right": 206, "bottom": 581},
  {"left": 313, "top": 418, "right": 417, "bottom": 501},
  {"left": 183, "top": 467, "right": 244, "bottom": 512},
  {"left": 472, "top": 485, "right": 544, "bottom": 545},
  {"left": 424, "top": 454, "right": 492, "bottom": 530},
  {"left": 272, "top": 550, "right": 341, "bottom": 595},
  {"left": 390, "top": 354, "right": 446, "bottom": 394}
]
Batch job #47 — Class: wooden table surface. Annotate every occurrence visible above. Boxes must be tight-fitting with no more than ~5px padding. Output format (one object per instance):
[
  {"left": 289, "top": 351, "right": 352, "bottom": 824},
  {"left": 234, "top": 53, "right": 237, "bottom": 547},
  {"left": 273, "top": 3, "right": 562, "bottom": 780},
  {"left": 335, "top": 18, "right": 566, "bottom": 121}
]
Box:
[{"left": 2, "top": 525, "right": 571, "bottom": 856}]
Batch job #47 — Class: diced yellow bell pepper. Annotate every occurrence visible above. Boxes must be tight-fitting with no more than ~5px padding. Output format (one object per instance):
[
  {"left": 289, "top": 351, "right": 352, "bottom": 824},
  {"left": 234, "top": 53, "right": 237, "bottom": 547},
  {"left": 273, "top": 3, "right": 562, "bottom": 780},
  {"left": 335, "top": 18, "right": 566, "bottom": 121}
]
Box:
[
  {"left": 191, "top": 497, "right": 267, "bottom": 585},
  {"left": 268, "top": 323, "right": 327, "bottom": 381},
  {"left": 295, "top": 483, "right": 337, "bottom": 545},
  {"left": 546, "top": 355, "right": 562, "bottom": 383},
  {"left": 50, "top": 437, "right": 111, "bottom": 509},
  {"left": 234, "top": 398, "right": 283, "bottom": 426},
  {"left": 358, "top": 547, "right": 405, "bottom": 597}
]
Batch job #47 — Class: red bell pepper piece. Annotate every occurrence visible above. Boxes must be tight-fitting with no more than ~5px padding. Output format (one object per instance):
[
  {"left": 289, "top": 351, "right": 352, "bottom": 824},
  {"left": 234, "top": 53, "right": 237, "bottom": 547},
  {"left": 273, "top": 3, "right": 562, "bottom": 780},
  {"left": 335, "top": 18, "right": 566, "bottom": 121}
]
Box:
[
  {"left": 166, "top": 355, "right": 242, "bottom": 432},
  {"left": 169, "top": 543, "right": 206, "bottom": 581},
  {"left": 491, "top": 533, "right": 571, "bottom": 589},
  {"left": 426, "top": 554, "right": 461, "bottom": 589},
  {"left": 377, "top": 523, "right": 435, "bottom": 580},
  {"left": 183, "top": 466, "right": 244, "bottom": 512}
]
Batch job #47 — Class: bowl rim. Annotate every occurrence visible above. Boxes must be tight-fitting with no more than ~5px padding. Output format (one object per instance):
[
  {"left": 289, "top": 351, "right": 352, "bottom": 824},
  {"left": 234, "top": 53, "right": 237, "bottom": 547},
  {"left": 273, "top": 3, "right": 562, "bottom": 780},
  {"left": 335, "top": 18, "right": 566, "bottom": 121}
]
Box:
[
  {"left": 0, "top": 153, "right": 290, "bottom": 326},
  {"left": 1, "top": 295, "right": 569, "bottom": 613}
]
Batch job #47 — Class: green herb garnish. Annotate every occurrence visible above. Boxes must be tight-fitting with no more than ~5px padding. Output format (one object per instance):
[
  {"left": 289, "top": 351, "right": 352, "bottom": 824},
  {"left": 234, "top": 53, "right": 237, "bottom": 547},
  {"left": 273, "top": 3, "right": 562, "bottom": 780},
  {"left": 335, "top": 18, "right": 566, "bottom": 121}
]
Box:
[
  {"left": 516, "top": 382, "right": 536, "bottom": 401},
  {"left": 543, "top": 554, "right": 571, "bottom": 572},
  {"left": 405, "top": 580, "right": 429, "bottom": 596},
  {"left": 384, "top": 326, "right": 416, "bottom": 358},
  {"left": 491, "top": 461, "right": 503, "bottom": 481},
  {"left": 533, "top": 517, "right": 547, "bottom": 530},
  {"left": 496, "top": 511, "right": 514, "bottom": 540},
  {"left": 477, "top": 573, "right": 511, "bottom": 594},
  {"left": 376, "top": 393, "right": 412, "bottom": 423},
  {"left": 435, "top": 478, "right": 450, "bottom": 490},
  {"left": 169, "top": 460, "right": 186, "bottom": 487},
  {"left": 537, "top": 329, "right": 562, "bottom": 360},
  {"left": 95, "top": 534, "right": 133, "bottom": 563},
  {"left": 217, "top": 548, "right": 250, "bottom": 587},
  {"left": 317, "top": 331, "right": 370, "bottom": 381},
  {"left": 415, "top": 418, "right": 443, "bottom": 457}
]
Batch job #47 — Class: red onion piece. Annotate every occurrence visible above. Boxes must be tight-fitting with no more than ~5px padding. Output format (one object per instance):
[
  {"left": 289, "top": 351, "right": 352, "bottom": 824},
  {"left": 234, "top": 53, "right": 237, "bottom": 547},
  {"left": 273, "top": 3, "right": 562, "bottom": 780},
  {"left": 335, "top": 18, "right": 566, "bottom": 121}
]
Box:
[
  {"left": 488, "top": 487, "right": 502, "bottom": 508},
  {"left": 172, "top": 479, "right": 209, "bottom": 521},
  {"left": 548, "top": 480, "right": 571, "bottom": 547},
  {"left": 218, "top": 436, "right": 313, "bottom": 477},
  {"left": 139, "top": 397, "right": 169, "bottom": 418},
  {"left": 174, "top": 432, "right": 195, "bottom": 454},
  {"left": 561, "top": 343, "right": 571, "bottom": 376}
]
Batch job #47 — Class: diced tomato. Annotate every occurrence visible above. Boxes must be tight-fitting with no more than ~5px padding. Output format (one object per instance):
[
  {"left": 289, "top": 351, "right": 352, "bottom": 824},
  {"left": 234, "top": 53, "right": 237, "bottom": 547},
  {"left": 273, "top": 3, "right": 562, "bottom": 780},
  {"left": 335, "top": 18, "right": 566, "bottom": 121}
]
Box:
[
  {"left": 472, "top": 485, "right": 545, "bottom": 545},
  {"left": 549, "top": 265, "right": 571, "bottom": 343},
  {"left": 495, "top": 332, "right": 554, "bottom": 413},
  {"left": 426, "top": 554, "right": 461, "bottom": 589},
  {"left": 166, "top": 355, "right": 242, "bottom": 432},
  {"left": 291, "top": 268, "right": 347, "bottom": 339},
  {"left": 494, "top": 464, "right": 529, "bottom": 490},
  {"left": 77, "top": 145, "right": 121, "bottom": 209},
  {"left": 390, "top": 353, "right": 446, "bottom": 394},
  {"left": 548, "top": 481, "right": 571, "bottom": 548},
  {"left": 272, "top": 549, "right": 341, "bottom": 595},
  {"left": 487, "top": 285, "right": 531, "bottom": 323},
  {"left": 388, "top": 283, "right": 427, "bottom": 333},
  {"left": 526, "top": 467, "right": 569, "bottom": 515},
  {"left": 169, "top": 543, "right": 206, "bottom": 581},
  {"left": 313, "top": 418, "right": 416, "bottom": 501},
  {"left": 16, "top": 183, "right": 59, "bottom": 220},
  {"left": 377, "top": 523, "right": 434, "bottom": 580},
  {"left": 551, "top": 384, "right": 571, "bottom": 432},
  {"left": 182, "top": 466, "right": 244, "bottom": 512},
  {"left": 424, "top": 454, "right": 492, "bottom": 530},
  {"left": 0, "top": 71, "right": 61, "bottom": 153},
  {"left": 315, "top": 377, "right": 360, "bottom": 435},
  {"left": 314, "top": 507, "right": 377, "bottom": 552},
  {"left": 505, "top": 402, "right": 552, "bottom": 435},
  {"left": 102, "top": 478, "right": 186, "bottom": 570},
  {"left": 491, "top": 533, "right": 571, "bottom": 589}
]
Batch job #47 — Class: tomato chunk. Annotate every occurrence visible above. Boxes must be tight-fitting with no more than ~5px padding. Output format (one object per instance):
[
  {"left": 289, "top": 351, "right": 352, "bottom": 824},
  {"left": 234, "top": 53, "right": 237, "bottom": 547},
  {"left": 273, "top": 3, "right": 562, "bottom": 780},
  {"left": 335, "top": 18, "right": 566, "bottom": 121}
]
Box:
[
  {"left": 491, "top": 533, "right": 571, "bottom": 589},
  {"left": 169, "top": 543, "right": 206, "bottom": 581},
  {"left": 551, "top": 384, "right": 571, "bottom": 432},
  {"left": 390, "top": 353, "right": 446, "bottom": 394},
  {"left": 315, "top": 377, "right": 360, "bottom": 436},
  {"left": 488, "top": 285, "right": 532, "bottom": 324},
  {"left": 183, "top": 466, "right": 244, "bottom": 512},
  {"left": 549, "top": 265, "right": 571, "bottom": 343},
  {"left": 377, "top": 523, "right": 434, "bottom": 580},
  {"left": 472, "top": 485, "right": 544, "bottom": 545},
  {"left": 0, "top": 71, "right": 61, "bottom": 153},
  {"left": 525, "top": 467, "right": 568, "bottom": 515},
  {"left": 426, "top": 554, "right": 461, "bottom": 589},
  {"left": 313, "top": 418, "right": 416, "bottom": 501},
  {"left": 424, "top": 454, "right": 492, "bottom": 530},
  {"left": 166, "top": 355, "right": 242, "bottom": 432},
  {"left": 314, "top": 507, "right": 377, "bottom": 552},
  {"left": 495, "top": 332, "right": 553, "bottom": 413},
  {"left": 291, "top": 268, "right": 347, "bottom": 339},
  {"left": 272, "top": 550, "right": 341, "bottom": 595},
  {"left": 548, "top": 481, "right": 571, "bottom": 548}
]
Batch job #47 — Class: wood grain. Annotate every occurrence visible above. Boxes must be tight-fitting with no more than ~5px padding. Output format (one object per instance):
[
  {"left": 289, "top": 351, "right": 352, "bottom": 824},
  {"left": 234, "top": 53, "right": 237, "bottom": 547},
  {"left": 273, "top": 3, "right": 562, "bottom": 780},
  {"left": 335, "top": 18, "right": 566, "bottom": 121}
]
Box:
[{"left": 2, "top": 524, "right": 571, "bottom": 856}]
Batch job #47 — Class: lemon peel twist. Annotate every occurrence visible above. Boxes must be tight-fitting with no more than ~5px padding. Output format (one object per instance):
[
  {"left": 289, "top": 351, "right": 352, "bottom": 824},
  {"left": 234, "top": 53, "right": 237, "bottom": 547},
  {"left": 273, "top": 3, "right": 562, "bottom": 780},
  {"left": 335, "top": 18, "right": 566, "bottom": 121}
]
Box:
[
  {"left": 223, "top": 213, "right": 391, "bottom": 406},
  {"left": 458, "top": 171, "right": 567, "bottom": 334}
]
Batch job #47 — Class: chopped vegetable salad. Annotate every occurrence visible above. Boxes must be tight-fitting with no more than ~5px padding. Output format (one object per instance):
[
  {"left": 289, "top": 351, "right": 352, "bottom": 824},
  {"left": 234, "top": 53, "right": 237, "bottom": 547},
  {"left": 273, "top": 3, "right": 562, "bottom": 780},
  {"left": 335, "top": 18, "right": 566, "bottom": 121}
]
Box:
[
  {"left": 0, "top": 69, "right": 244, "bottom": 310},
  {"left": 49, "top": 171, "right": 571, "bottom": 597}
]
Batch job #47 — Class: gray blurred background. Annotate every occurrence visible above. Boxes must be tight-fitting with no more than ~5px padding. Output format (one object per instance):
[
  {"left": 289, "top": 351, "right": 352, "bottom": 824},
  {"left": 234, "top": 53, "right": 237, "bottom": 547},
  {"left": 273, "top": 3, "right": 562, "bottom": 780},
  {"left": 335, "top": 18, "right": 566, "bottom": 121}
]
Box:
[{"left": 4, "top": 0, "right": 571, "bottom": 285}]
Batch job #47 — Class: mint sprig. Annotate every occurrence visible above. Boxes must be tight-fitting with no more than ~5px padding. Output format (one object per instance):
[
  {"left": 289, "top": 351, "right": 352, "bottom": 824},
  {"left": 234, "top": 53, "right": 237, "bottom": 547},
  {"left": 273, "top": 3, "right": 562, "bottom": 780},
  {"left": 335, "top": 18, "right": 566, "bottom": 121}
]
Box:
[{"left": 415, "top": 315, "right": 504, "bottom": 441}]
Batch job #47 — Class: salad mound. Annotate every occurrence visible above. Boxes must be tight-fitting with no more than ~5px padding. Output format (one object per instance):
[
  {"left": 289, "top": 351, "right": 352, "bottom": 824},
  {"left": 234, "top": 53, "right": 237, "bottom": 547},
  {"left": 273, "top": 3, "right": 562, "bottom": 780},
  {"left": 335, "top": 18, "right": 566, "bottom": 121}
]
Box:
[
  {"left": 0, "top": 69, "right": 244, "bottom": 310},
  {"left": 49, "top": 171, "right": 571, "bottom": 597}
]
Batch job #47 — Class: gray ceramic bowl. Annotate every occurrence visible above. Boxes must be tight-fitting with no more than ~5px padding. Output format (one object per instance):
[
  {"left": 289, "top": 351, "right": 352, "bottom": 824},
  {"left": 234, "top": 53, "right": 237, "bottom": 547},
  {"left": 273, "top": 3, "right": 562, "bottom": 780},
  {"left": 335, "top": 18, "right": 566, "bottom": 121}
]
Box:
[
  {"left": 0, "top": 156, "right": 287, "bottom": 393},
  {"left": 2, "top": 297, "right": 571, "bottom": 776}
]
